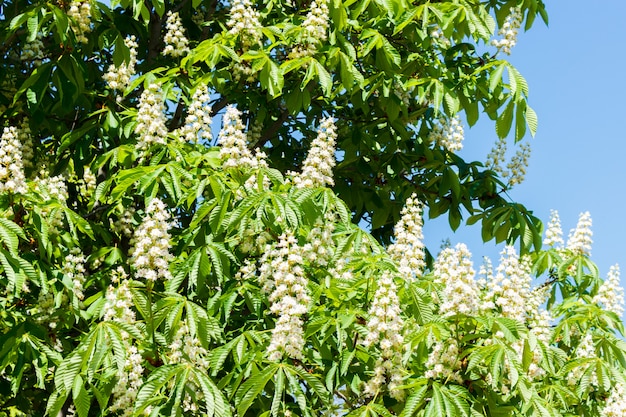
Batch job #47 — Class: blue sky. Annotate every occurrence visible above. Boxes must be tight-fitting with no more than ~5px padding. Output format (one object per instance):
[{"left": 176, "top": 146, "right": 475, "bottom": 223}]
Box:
[{"left": 423, "top": 2, "right": 626, "bottom": 286}]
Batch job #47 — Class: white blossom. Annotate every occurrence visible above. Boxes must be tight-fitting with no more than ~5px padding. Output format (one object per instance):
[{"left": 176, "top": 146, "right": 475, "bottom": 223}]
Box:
[
  {"left": 246, "top": 118, "right": 263, "bottom": 145},
  {"left": 68, "top": 0, "right": 92, "bottom": 44},
  {"left": 34, "top": 291, "right": 57, "bottom": 328},
  {"left": 62, "top": 248, "right": 87, "bottom": 301},
  {"left": 425, "top": 338, "right": 463, "bottom": 384},
  {"left": 111, "top": 207, "right": 136, "bottom": 238},
  {"left": 258, "top": 233, "right": 311, "bottom": 361},
  {"left": 433, "top": 243, "right": 480, "bottom": 316},
  {"left": 17, "top": 119, "right": 34, "bottom": 170},
  {"left": 177, "top": 84, "right": 212, "bottom": 143},
  {"left": 566, "top": 211, "right": 593, "bottom": 255},
  {"left": 566, "top": 333, "right": 598, "bottom": 387},
  {"left": 20, "top": 34, "right": 45, "bottom": 66},
  {"left": 486, "top": 136, "right": 508, "bottom": 176},
  {"left": 226, "top": 0, "right": 262, "bottom": 48},
  {"left": 104, "top": 36, "right": 138, "bottom": 92},
  {"left": 103, "top": 267, "right": 135, "bottom": 323},
  {"left": 362, "top": 271, "right": 405, "bottom": 400},
  {"left": 482, "top": 246, "right": 532, "bottom": 321},
  {"left": 506, "top": 142, "right": 531, "bottom": 186},
  {"left": 110, "top": 345, "right": 144, "bottom": 417},
  {"left": 430, "top": 26, "right": 451, "bottom": 48},
  {"left": 301, "top": 214, "right": 336, "bottom": 266},
  {"left": 129, "top": 198, "right": 173, "bottom": 282},
  {"left": 594, "top": 265, "right": 625, "bottom": 317},
  {"left": 166, "top": 320, "right": 209, "bottom": 370},
  {"left": 218, "top": 106, "right": 267, "bottom": 170},
  {"left": 543, "top": 209, "right": 564, "bottom": 248},
  {"left": 288, "top": 0, "right": 329, "bottom": 58},
  {"left": 78, "top": 167, "right": 97, "bottom": 199},
  {"left": 486, "top": 137, "right": 531, "bottom": 186},
  {"left": 387, "top": 194, "right": 426, "bottom": 278},
  {"left": 429, "top": 115, "right": 464, "bottom": 152},
  {"left": 36, "top": 170, "right": 68, "bottom": 202},
  {"left": 602, "top": 383, "right": 626, "bottom": 417},
  {"left": 491, "top": 7, "right": 523, "bottom": 55},
  {"left": 0, "top": 126, "right": 27, "bottom": 194},
  {"left": 292, "top": 117, "right": 337, "bottom": 188},
  {"left": 34, "top": 170, "right": 68, "bottom": 235},
  {"left": 135, "top": 83, "right": 168, "bottom": 151},
  {"left": 163, "top": 11, "right": 190, "bottom": 57}
]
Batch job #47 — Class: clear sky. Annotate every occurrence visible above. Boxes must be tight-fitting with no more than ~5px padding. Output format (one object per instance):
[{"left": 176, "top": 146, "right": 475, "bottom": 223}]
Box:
[{"left": 423, "top": 2, "right": 626, "bottom": 289}]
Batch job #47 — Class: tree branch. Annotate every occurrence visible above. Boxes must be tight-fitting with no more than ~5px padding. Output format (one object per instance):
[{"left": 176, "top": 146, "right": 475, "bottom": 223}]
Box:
[{"left": 253, "top": 108, "right": 290, "bottom": 149}]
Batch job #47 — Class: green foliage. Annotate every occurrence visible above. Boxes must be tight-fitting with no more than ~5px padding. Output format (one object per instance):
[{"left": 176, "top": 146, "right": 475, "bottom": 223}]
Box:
[
  {"left": 1, "top": 0, "right": 544, "bottom": 250},
  {"left": 3, "top": 1, "right": 626, "bottom": 417}
]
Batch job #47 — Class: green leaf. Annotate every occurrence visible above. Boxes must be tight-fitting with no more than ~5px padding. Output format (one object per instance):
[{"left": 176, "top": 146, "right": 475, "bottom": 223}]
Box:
[
  {"left": 496, "top": 100, "right": 515, "bottom": 139},
  {"left": 526, "top": 104, "right": 538, "bottom": 137},
  {"left": 235, "top": 363, "right": 279, "bottom": 415}
]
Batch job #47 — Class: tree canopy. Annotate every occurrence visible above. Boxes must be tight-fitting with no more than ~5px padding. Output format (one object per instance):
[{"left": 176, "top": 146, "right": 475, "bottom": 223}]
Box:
[
  {"left": 4, "top": 1, "right": 626, "bottom": 417},
  {"left": 1, "top": 0, "right": 545, "bottom": 250}
]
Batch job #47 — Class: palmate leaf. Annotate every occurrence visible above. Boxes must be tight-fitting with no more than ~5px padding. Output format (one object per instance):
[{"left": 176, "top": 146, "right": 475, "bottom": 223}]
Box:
[
  {"left": 235, "top": 363, "right": 279, "bottom": 416},
  {"left": 399, "top": 382, "right": 428, "bottom": 417},
  {"left": 135, "top": 365, "right": 180, "bottom": 413}
]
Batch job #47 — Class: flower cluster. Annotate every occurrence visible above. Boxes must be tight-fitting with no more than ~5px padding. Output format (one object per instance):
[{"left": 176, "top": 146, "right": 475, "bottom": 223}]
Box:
[
  {"left": 129, "top": 198, "right": 173, "bottom": 282},
  {"left": 491, "top": 7, "right": 523, "bottom": 55},
  {"left": 292, "top": 117, "right": 337, "bottom": 188},
  {"left": 486, "top": 137, "right": 507, "bottom": 175},
  {"left": 111, "top": 207, "right": 136, "bottom": 237},
  {"left": 21, "top": 34, "right": 45, "bottom": 66},
  {"left": 432, "top": 243, "right": 480, "bottom": 316},
  {"left": 177, "top": 84, "right": 212, "bottom": 143},
  {"left": 102, "top": 267, "right": 135, "bottom": 323},
  {"left": 109, "top": 344, "right": 144, "bottom": 417},
  {"left": 166, "top": 320, "right": 209, "bottom": 370},
  {"left": 506, "top": 142, "right": 531, "bottom": 186},
  {"left": 232, "top": 61, "right": 257, "bottom": 83},
  {"left": 226, "top": 0, "right": 262, "bottom": 48},
  {"left": 163, "top": 11, "right": 190, "bottom": 57},
  {"left": 566, "top": 333, "right": 598, "bottom": 387},
  {"left": 247, "top": 118, "right": 263, "bottom": 145},
  {"left": 302, "top": 215, "right": 335, "bottom": 266},
  {"left": 566, "top": 211, "right": 593, "bottom": 255},
  {"left": 543, "top": 209, "right": 564, "bottom": 248},
  {"left": 218, "top": 106, "right": 267, "bottom": 170},
  {"left": 429, "top": 115, "right": 464, "bottom": 152},
  {"left": 288, "top": 0, "right": 329, "bottom": 58},
  {"left": 135, "top": 83, "right": 168, "bottom": 151},
  {"left": 486, "top": 138, "right": 532, "bottom": 186},
  {"left": 36, "top": 170, "right": 68, "bottom": 202},
  {"left": 35, "top": 170, "right": 68, "bottom": 234},
  {"left": 393, "top": 82, "right": 412, "bottom": 108},
  {"left": 482, "top": 246, "right": 532, "bottom": 321},
  {"left": 593, "top": 265, "right": 625, "bottom": 317},
  {"left": 526, "top": 286, "right": 552, "bottom": 344},
  {"left": 602, "top": 384, "right": 626, "bottom": 417},
  {"left": 430, "top": 26, "right": 451, "bottom": 48},
  {"left": 0, "top": 126, "right": 27, "bottom": 194},
  {"left": 62, "top": 248, "right": 87, "bottom": 301},
  {"left": 362, "top": 272, "right": 405, "bottom": 400},
  {"left": 35, "top": 292, "right": 58, "bottom": 329},
  {"left": 258, "top": 233, "right": 310, "bottom": 361},
  {"left": 387, "top": 194, "right": 426, "bottom": 278},
  {"left": 17, "top": 119, "right": 34, "bottom": 170},
  {"left": 518, "top": 287, "right": 552, "bottom": 380},
  {"left": 78, "top": 167, "right": 97, "bottom": 199},
  {"left": 68, "top": 0, "right": 92, "bottom": 44},
  {"left": 302, "top": 0, "right": 329, "bottom": 42},
  {"left": 104, "top": 36, "right": 138, "bottom": 92},
  {"left": 425, "top": 338, "right": 463, "bottom": 384}
]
